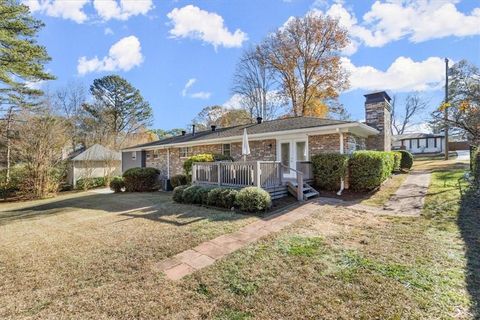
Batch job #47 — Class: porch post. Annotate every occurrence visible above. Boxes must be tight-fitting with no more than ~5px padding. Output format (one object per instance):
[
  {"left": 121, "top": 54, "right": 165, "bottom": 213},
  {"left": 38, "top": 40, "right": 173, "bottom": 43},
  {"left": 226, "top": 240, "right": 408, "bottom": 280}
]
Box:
[
  {"left": 297, "top": 172, "right": 303, "bottom": 201},
  {"left": 167, "top": 148, "right": 170, "bottom": 179},
  {"left": 217, "top": 163, "right": 221, "bottom": 186},
  {"left": 337, "top": 130, "right": 345, "bottom": 195},
  {"left": 256, "top": 161, "right": 261, "bottom": 187}
]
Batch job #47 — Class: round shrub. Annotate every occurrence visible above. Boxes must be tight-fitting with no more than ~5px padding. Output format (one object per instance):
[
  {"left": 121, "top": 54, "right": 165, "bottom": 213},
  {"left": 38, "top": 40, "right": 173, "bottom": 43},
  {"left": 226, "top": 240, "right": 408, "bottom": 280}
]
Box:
[
  {"left": 123, "top": 167, "right": 160, "bottom": 192},
  {"left": 172, "top": 185, "right": 188, "bottom": 203},
  {"left": 220, "top": 188, "right": 238, "bottom": 209},
  {"left": 235, "top": 187, "right": 271, "bottom": 213},
  {"left": 311, "top": 153, "right": 349, "bottom": 191},
  {"left": 170, "top": 174, "right": 188, "bottom": 188},
  {"left": 198, "top": 187, "right": 213, "bottom": 205},
  {"left": 399, "top": 150, "right": 414, "bottom": 170},
  {"left": 182, "top": 185, "right": 204, "bottom": 204},
  {"left": 109, "top": 176, "right": 125, "bottom": 193},
  {"left": 207, "top": 187, "right": 226, "bottom": 206}
]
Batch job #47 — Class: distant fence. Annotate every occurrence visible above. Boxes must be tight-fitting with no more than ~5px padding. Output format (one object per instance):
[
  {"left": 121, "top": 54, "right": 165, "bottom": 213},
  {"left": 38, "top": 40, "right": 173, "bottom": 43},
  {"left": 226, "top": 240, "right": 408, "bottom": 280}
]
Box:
[{"left": 449, "top": 141, "right": 470, "bottom": 151}]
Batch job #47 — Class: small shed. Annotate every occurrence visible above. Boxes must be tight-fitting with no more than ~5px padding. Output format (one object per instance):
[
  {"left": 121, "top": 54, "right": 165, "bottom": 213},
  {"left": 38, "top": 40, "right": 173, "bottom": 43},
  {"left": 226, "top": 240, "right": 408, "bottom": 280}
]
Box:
[{"left": 67, "top": 144, "right": 121, "bottom": 188}]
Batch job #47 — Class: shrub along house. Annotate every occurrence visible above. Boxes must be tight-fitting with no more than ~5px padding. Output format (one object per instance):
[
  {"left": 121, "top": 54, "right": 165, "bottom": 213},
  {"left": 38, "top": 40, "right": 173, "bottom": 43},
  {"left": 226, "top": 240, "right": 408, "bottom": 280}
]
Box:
[{"left": 122, "top": 91, "right": 393, "bottom": 200}]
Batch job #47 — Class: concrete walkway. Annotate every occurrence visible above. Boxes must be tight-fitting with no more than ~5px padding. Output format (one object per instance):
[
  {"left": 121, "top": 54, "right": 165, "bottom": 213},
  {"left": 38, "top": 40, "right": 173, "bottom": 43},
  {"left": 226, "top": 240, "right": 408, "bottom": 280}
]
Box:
[
  {"left": 155, "top": 202, "right": 322, "bottom": 280},
  {"left": 382, "top": 171, "right": 431, "bottom": 215}
]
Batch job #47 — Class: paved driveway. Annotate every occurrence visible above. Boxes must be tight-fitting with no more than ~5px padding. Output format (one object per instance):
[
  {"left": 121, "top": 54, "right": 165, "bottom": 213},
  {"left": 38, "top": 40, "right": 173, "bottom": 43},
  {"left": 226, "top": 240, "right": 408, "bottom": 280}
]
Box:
[{"left": 456, "top": 150, "right": 470, "bottom": 161}]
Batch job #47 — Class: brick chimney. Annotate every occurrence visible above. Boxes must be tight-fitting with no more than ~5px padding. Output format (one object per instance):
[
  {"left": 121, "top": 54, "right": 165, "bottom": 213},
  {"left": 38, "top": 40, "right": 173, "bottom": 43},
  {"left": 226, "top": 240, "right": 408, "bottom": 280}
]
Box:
[{"left": 365, "top": 91, "right": 392, "bottom": 151}]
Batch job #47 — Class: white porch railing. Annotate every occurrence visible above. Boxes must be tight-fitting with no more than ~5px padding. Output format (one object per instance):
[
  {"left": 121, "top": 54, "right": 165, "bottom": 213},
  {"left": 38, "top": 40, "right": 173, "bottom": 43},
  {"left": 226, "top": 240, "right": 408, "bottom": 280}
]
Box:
[{"left": 192, "top": 161, "right": 312, "bottom": 201}]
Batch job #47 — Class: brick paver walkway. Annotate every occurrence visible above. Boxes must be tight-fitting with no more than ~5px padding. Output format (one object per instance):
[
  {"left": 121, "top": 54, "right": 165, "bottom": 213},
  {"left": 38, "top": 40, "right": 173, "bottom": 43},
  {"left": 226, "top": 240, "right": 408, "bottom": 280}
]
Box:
[{"left": 155, "top": 202, "right": 321, "bottom": 280}]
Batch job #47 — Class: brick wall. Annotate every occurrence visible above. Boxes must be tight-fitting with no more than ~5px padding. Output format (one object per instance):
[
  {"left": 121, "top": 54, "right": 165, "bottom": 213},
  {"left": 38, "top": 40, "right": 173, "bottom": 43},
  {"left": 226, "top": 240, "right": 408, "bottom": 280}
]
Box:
[
  {"left": 144, "top": 139, "right": 277, "bottom": 178},
  {"left": 309, "top": 133, "right": 366, "bottom": 156}
]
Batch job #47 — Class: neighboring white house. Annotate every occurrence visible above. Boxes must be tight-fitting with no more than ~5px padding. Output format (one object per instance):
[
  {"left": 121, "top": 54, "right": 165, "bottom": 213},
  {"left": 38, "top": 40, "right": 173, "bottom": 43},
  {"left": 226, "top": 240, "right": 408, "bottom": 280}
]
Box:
[
  {"left": 66, "top": 144, "right": 121, "bottom": 188},
  {"left": 392, "top": 133, "right": 446, "bottom": 154}
]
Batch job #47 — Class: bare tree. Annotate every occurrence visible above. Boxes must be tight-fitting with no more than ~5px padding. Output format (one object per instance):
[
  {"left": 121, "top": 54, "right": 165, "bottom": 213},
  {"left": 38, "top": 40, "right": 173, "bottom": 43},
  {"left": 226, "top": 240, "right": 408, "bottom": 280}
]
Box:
[
  {"left": 232, "top": 45, "right": 282, "bottom": 120},
  {"left": 52, "top": 82, "right": 86, "bottom": 151},
  {"left": 391, "top": 93, "right": 428, "bottom": 135},
  {"left": 264, "top": 13, "right": 349, "bottom": 116}
]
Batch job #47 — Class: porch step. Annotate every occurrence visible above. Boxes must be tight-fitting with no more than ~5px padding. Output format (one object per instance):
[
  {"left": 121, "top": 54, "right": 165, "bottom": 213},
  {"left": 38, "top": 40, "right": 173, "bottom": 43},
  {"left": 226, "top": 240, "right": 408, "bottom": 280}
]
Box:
[
  {"left": 286, "top": 182, "right": 319, "bottom": 201},
  {"left": 265, "top": 186, "right": 289, "bottom": 200}
]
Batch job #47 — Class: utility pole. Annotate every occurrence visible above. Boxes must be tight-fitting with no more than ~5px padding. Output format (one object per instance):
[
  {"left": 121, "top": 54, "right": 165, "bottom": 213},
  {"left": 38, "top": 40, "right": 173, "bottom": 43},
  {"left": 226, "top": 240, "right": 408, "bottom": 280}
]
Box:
[{"left": 444, "top": 58, "right": 449, "bottom": 161}]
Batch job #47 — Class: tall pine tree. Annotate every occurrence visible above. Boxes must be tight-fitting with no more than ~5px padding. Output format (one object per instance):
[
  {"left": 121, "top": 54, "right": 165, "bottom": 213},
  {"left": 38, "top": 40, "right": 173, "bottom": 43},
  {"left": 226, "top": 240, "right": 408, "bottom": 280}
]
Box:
[{"left": 0, "top": 0, "right": 55, "bottom": 183}]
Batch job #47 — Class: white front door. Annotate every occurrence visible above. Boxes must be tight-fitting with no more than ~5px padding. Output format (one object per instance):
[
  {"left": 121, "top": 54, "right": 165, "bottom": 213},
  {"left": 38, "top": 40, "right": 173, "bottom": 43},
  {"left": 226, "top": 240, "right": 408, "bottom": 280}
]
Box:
[{"left": 279, "top": 140, "right": 308, "bottom": 178}]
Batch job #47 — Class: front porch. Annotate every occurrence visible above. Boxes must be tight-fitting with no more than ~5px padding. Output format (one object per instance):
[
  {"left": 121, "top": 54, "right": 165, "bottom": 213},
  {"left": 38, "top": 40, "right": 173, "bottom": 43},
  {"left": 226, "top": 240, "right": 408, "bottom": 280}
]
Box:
[{"left": 191, "top": 161, "right": 318, "bottom": 201}]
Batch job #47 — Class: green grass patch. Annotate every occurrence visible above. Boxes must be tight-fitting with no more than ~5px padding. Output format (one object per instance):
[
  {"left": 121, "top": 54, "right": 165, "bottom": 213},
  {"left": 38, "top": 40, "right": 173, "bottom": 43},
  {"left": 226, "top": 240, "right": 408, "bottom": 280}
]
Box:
[
  {"left": 338, "top": 250, "right": 434, "bottom": 291},
  {"left": 278, "top": 236, "right": 325, "bottom": 257},
  {"left": 214, "top": 308, "right": 252, "bottom": 320}
]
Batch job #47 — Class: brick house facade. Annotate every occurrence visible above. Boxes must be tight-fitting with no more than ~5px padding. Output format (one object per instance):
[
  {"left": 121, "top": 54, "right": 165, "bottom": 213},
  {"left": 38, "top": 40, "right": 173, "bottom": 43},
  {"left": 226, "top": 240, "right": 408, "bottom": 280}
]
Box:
[{"left": 123, "top": 91, "right": 391, "bottom": 181}]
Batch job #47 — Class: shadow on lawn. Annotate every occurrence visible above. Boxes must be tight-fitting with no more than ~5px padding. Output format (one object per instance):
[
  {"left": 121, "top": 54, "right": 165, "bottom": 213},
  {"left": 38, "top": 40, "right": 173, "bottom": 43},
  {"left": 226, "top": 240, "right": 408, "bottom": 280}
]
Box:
[
  {"left": 458, "top": 188, "right": 480, "bottom": 318},
  {"left": 0, "top": 192, "right": 249, "bottom": 227}
]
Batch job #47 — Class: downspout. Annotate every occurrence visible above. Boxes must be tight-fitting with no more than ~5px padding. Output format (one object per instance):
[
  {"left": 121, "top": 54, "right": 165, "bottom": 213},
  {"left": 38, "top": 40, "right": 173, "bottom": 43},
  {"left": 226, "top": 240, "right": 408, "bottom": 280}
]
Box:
[
  {"left": 167, "top": 148, "right": 170, "bottom": 179},
  {"left": 337, "top": 129, "right": 345, "bottom": 196}
]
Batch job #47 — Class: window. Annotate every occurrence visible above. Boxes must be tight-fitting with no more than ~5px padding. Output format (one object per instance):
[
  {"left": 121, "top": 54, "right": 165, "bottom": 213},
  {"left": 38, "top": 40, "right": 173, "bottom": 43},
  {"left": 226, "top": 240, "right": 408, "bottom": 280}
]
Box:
[
  {"left": 153, "top": 149, "right": 160, "bottom": 159},
  {"left": 296, "top": 141, "right": 307, "bottom": 160},
  {"left": 426, "top": 138, "right": 429, "bottom": 148},
  {"left": 146, "top": 151, "right": 151, "bottom": 160},
  {"left": 409, "top": 139, "right": 412, "bottom": 149},
  {"left": 434, "top": 138, "right": 438, "bottom": 148},
  {"left": 417, "top": 138, "right": 420, "bottom": 148},
  {"left": 222, "top": 144, "right": 231, "bottom": 157},
  {"left": 180, "top": 147, "right": 192, "bottom": 158},
  {"left": 131, "top": 152, "right": 136, "bottom": 160}
]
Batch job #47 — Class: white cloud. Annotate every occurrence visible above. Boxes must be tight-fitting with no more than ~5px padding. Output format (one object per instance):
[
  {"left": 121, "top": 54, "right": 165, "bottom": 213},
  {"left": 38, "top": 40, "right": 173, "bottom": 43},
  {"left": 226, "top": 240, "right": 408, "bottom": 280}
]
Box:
[
  {"left": 93, "top": 0, "right": 153, "bottom": 21},
  {"left": 181, "top": 78, "right": 196, "bottom": 96},
  {"left": 341, "top": 56, "right": 446, "bottom": 92},
  {"left": 23, "top": 0, "right": 89, "bottom": 23},
  {"left": 104, "top": 27, "right": 114, "bottom": 35},
  {"left": 181, "top": 78, "right": 211, "bottom": 99},
  {"left": 190, "top": 92, "right": 211, "bottom": 99},
  {"left": 167, "top": 5, "right": 248, "bottom": 49},
  {"left": 77, "top": 35, "right": 144, "bottom": 75},
  {"left": 306, "top": 1, "right": 480, "bottom": 51},
  {"left": 223, "top": 94, "right": 244, "bottom": 109}
]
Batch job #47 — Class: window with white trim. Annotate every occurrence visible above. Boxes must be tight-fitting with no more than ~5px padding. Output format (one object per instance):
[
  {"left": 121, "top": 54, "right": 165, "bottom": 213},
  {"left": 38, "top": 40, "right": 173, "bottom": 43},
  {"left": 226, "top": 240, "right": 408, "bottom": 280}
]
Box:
[
  {"left": 131, "top": 152, "right": 136, "bottom": 160},
  {"left": 222, "top": 144, "right": 231, "bottom": 157},
  {"left": 153, "top": 149, "right": 160, "bottom": 159},
  {"left": 180, "top": 147, "right": 192, "bottom": 158},
  {"left": 146, "top": 151, "right": 151, "bottom": 160}
]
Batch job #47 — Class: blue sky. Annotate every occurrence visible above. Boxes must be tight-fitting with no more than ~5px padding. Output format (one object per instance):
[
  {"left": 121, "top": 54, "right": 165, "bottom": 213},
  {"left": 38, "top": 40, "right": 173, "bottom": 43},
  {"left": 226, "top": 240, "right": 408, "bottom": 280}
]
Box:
[{"left": 24, "top": 0, "right": 480, "bottom": 131}]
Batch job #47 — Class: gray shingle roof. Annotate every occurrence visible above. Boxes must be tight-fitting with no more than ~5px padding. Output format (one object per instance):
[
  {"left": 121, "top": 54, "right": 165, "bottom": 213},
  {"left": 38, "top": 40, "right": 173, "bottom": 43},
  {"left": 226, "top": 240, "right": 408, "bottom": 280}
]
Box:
[
  {"left": 72, "top": 144, "right": 121, "bottom": 161},
  {"left": 127, "top": 117, "right": 353, "bottom": 149}
]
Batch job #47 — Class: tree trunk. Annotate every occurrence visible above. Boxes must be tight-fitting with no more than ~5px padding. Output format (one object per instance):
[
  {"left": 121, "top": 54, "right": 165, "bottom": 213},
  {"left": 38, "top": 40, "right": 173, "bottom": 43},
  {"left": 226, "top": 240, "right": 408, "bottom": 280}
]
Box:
[{"left": 5, "top": 106, "right": 14, "bottom": 185}]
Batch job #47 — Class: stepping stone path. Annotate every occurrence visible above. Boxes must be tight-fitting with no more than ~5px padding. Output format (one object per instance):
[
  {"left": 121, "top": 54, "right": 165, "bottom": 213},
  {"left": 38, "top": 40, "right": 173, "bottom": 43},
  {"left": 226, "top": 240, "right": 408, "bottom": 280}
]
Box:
[{"left": 155, "top": 202, "right": 321, "bottom": 280}]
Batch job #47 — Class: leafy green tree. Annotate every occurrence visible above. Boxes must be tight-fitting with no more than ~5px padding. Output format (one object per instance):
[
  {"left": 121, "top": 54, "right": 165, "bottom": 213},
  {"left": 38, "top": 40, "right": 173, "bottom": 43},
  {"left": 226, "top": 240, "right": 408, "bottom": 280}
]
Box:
[
  {"left": 83, "top": 75, "right": 153, "bottom": 149},
  {"left": 152, "top": 128, "right": 184, "bottom": 139},
  {"left": 0, "top": 0, "right": 54, "bottom": 183}
]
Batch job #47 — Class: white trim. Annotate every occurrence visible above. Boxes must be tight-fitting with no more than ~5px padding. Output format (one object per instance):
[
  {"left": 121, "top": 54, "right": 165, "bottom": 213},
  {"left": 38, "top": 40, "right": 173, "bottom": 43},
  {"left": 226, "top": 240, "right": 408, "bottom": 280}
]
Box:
[
  {"left": 122, "top": 122, "right": 379, "bottom": 152},
  {"left": 167, "top": 148, "right": 170, "bottom": 178}
]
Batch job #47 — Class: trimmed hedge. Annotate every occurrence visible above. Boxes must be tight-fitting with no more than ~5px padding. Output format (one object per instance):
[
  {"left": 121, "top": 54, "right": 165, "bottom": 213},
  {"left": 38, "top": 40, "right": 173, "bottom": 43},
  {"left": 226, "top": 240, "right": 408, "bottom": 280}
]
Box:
[
  {"left": 76, "top": 177, "right": 105, "bottom": 190},
  {"left": 183, "top": 153, "right": 233, "bottom": 175},
  {"left": 349, "top": 151, "right": 395, "bottom": 191},
  {"left": 398, "top": 150, "right": 414, "bottom": 170},
  {"left": 390, "top": 151, "right": 402, "bottom": 172},
  {"left": 311, "top": 153, "right": 349, "bottom": 191},
  {"left": 123, "top": 167, "right": 160, "bottom": 192},
  {"left": 109, "top": 176, "right": 125, "bottom": 193},
  {"left": 172, "top": 185, "right": 270, "bottom": 212},
  {"left": 170, "top": 174, "right": 188, "bottom": 188},
  {"left": 235, "top": 187, "right": 271, "bottom": 212}
]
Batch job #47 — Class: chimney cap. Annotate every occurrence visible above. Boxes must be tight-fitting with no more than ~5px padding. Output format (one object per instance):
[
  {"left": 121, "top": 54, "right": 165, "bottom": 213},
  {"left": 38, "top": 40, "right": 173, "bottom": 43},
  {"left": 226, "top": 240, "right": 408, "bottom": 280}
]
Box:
[
  {"left": 364, "top": 91, "right": 392, "bottom": 103},
  {"left": 256, "top": 116, "right": 263, "bottom": 124},
  {"left": 211, "top": 125, "right": 216, "bottom": 131},
  {"left": 181, "top": 130, "right": 186, "bottom": 136}
]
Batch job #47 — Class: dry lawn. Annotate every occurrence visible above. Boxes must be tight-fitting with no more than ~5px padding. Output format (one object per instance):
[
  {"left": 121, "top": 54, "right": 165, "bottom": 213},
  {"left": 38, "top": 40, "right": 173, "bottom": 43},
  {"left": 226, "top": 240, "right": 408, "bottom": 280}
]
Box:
[{"left": 1, "top": 156, "right": 478, "bottom": 319}]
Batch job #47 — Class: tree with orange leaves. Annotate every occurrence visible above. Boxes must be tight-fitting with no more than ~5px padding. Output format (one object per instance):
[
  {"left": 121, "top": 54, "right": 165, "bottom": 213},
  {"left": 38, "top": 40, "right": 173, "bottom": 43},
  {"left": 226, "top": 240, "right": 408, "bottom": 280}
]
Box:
[{"left": 264, "top": 13, "right": 350, "bottom": 117}]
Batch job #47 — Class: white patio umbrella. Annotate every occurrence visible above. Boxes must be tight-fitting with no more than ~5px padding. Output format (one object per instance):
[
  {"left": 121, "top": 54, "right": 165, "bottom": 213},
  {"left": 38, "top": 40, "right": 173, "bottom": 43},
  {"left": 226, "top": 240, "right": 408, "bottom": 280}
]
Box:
[{"left": 241, "top": 128, "right": 250, "bottom": 161}]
